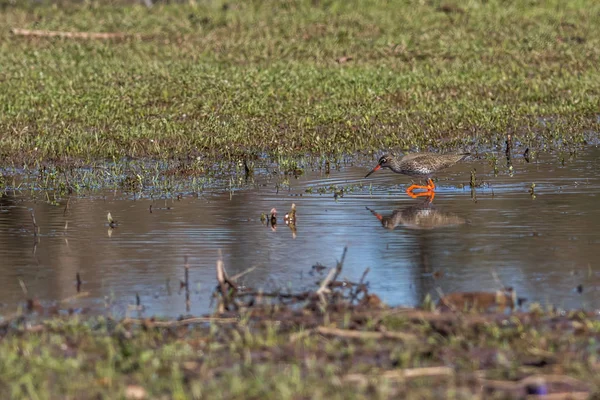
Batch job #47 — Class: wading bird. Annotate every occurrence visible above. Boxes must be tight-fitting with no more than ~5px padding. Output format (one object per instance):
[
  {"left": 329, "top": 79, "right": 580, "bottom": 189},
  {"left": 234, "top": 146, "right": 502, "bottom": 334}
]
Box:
[{"left": 365, "top": 153, "right": 469, "bottom": 200}]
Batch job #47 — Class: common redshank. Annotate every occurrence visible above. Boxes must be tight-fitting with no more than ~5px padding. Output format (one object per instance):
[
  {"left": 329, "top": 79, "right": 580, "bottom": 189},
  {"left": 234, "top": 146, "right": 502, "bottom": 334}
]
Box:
[
  {"left": 364, "top": 152, "right": 468, "bottom": 200},
  {"left": 366, "top": 204, "right": 466, "bottom": 230}
]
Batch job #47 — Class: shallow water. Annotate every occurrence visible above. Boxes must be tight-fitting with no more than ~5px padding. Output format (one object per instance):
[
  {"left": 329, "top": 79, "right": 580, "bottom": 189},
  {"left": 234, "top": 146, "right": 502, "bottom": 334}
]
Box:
[{"left": 1, "top": 147, "right": 599, "bottom": 317}]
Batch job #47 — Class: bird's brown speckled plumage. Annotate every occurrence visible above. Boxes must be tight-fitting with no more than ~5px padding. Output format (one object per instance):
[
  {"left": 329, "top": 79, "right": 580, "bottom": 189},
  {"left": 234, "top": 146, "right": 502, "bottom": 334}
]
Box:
[
  {"left": 375, "top": 152, "right": 468, "bottom": 178},
  {"left": 364, "top": 152, "right": 470, "bottom": 200}
]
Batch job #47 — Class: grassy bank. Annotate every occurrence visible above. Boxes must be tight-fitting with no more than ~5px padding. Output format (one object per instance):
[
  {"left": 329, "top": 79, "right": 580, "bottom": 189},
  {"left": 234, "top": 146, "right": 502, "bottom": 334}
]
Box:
[
  {"left": 1, "top": 304, "right": 599, "bottom": 399},
  {"left": 0, "top": 0, "right": 599, "bottom": 166}
]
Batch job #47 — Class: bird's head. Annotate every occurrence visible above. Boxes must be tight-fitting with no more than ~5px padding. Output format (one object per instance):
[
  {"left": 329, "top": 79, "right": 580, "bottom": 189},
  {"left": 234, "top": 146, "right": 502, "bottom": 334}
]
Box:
[{"left": 365, "top": 154, "right": 393, "bottom": 178}]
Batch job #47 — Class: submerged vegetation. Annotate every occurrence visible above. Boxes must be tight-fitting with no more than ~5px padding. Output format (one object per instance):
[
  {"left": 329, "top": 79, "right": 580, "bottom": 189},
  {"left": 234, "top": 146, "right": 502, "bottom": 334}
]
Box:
[{"left": 0, "top": 0, "right": 599, "bottom": 170}]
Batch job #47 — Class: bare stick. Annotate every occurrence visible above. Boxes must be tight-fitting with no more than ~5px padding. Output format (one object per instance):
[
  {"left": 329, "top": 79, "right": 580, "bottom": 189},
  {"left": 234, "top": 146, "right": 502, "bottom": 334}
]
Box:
[
  {"left": 60, "top": 291, "right": 90, "bottom": 304},
  {"left": 358, "top": 267, "right": 370, "bottom": 285},
  {"left": 216, "top": 250, "right": 232, "bottom": 312},
  {"left": 184, "top": 256, "right": 190, "bottom": 313},
  {"left": 76, "top": 272, "right": 82, "bottom": 293},
  {"left": 505, "top": 134, "right": 513, "bottom": 166},
  {"left": 344, "top": 366, "right": 453, "bottom": 385},
  {"left": 31, "top": 211, "right": 38, "bottom": 236},
  {"left": 316, "top": 326, "right": 417, "bottom": 342},
  {"left": 524, "top": 147, "right": 531, "bottom": 163},
  {"left": 314, "top": 247, "right": 348, "bottom": 303},
  {"left": 316, "top": 268, "right": 337, "bottom": 303},
  {"left": 490, "top": 269, "right": 502, "bottom": 289},
  {"left": 331, "top": 246, "right": 348, "bottom": 283},
  {"left": 349, "top": 267, "right": 370, "bottom": 303},
  {"left": 395, "top": 366, "right": 453, "bottom": 379},
  {"left": 11, "top": 28, "right": 138, "bottom": 40},
  {"left": 435, "top": 287, "right": 458, "bottom": 312},
  {"left": 235, "top": 291, "right": 313, "bottom": 301},
  {"left": 18, "top": 279, "right": 28, "bottom": 296},
  {"left": 230, "top": 265, "right": 257, "bottom": 281},
  {"left": 63, "top": 197, "right": 71, "bottom": 216},
  {"left": 62, "top": 172, "right": 73, "bottom": 194},
  {"left": 122, "top": 316, "right": 238, "bottom": 327}
]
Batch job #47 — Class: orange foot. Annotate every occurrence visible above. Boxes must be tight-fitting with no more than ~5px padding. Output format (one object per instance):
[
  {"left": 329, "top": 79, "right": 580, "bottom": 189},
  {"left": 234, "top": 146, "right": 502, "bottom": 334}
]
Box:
[{"left": 406, "top": 179, "right": 436, "bottom": 202}]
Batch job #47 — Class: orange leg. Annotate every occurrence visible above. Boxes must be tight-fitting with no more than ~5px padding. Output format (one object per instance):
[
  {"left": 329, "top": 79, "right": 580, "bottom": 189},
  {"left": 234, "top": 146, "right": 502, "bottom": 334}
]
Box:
[
  {"left": 406, "top": 179, "right": 436, "bottom": 201},
  {"left": 406, "top": 179, "right": 436, "bottom": 194},
  {"left": 407, "top": 190, "right": 435, "bottom": 202},
  {"left": 406, "top": 183, "right": 429, "bottom": 193},
  {"left": 426, "top": 178, "right": 435, "bottom": 191}
]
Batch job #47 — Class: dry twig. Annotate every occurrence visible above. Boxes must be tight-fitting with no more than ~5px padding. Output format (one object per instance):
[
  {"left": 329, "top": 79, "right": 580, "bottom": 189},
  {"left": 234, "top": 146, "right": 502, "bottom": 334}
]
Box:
[
  {"left": 344, "top": 366, "right": 453, "bottom": 385},
  {"left": 316, "top": 326, "right": 417, "bottom": 342},
  {"left": 316, "top": 268, "right": 337, "bottom": 303},
  {"left": 60, "top": 291, "right": 90, "bottom": 304},
  {"left": 230, "top": 266, "right": 257, "bottom": 281},
  {"left": 122, "top": 317, "right": 238, "bottom": 327},
  {"left": 11, "top": 28, "right": 138, "bottom": 40}
]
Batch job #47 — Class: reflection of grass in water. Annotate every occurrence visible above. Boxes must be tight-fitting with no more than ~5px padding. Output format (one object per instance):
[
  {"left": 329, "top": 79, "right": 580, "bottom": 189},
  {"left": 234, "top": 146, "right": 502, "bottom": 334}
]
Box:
[{"left": 0, "top": 0, "right": 598, "bottom": 166}]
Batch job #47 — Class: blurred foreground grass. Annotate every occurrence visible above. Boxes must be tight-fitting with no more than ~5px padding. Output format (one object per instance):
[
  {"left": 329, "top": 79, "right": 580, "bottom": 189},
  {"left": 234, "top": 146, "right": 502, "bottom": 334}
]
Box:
[{"left": 1, "top": 305, "right": 599, "bottom": 399}]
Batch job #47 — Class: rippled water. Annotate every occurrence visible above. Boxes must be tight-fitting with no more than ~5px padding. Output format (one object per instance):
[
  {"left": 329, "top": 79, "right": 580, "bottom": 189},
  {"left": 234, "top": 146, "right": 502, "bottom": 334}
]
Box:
[{"left": 1, "top": 147, "right": 599, "bottom": 317}]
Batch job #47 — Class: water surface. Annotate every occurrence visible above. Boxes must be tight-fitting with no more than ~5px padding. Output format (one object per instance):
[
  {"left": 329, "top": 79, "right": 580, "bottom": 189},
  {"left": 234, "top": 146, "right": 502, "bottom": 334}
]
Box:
[{"left": 1, "top": 148, "right": 599, "bottom": 317}]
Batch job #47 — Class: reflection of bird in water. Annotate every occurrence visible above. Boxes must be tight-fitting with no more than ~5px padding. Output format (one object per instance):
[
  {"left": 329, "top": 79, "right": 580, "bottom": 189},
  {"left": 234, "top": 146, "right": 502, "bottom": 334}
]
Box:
[
  {"left": 107, "top": 212, "right": 118, "bottom": 228},
  {"left": 365, "top": 152, "right": 469, "bottom": 200},
  {"left": 284, "top": 203, "right": 296, "bottom": 225},
  {"left": 366, "top": 202, "right": 466, "bottom": 230},
  {"left": 284, "top": 203, "right": 297, "bottom": 239},
  {"left": 269, "top": 208, "right": 277, "bottom": 231}
]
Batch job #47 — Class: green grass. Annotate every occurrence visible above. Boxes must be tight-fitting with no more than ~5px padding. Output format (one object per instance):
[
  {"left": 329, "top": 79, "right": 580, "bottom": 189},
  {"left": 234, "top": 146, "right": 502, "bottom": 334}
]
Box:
[
  {"left": 1, "top": 306, "right": 600, "bottom": 399},
  {"left": 0, "top": 0, "right": 598, "bottom": 166}
]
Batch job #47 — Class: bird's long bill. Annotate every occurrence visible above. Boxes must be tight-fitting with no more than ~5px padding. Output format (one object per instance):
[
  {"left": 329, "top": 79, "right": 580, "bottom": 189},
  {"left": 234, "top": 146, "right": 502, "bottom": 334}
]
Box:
[{"left": 365, "top": 164, "right": 381, "bottom": 178}]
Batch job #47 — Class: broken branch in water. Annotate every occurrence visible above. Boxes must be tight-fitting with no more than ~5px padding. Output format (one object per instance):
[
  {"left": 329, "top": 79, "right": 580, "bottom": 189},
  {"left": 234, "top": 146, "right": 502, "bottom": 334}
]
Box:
[
  {"left": 212, "top": 247, "right": 374, "bottom": 312},
  {"left": 331, "top": 246, "right": 348, "bottom": 283},
  {"left": 230, "top": 266, "right": 257, "bottom": 281},
  {"left": 215, "top": 250, "right": 240, "bottom": 312},
  {"left": 349, "top": 267, "right": 370, "bottom": 303},
  {"left": 76, "top": 272, "right": 82, "bottom": 293},
  {"left": 316, "top": 268, "right": 337, "bottom": 303},
  {"left": 31, "top": 211, "right": 39, "bottom": 236},
  {"left": 505, "top": 133, "right": 513, "bottom": 166},
  {"left": 315, "top": 246, "right": 349, "bottom": 303}
]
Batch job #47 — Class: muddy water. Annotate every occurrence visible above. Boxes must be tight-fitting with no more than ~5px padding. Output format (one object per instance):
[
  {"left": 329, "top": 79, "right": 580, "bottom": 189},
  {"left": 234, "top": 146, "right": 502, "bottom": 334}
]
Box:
[{"left": 1, "top": 147, "right": 599, "bottom": 318}]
